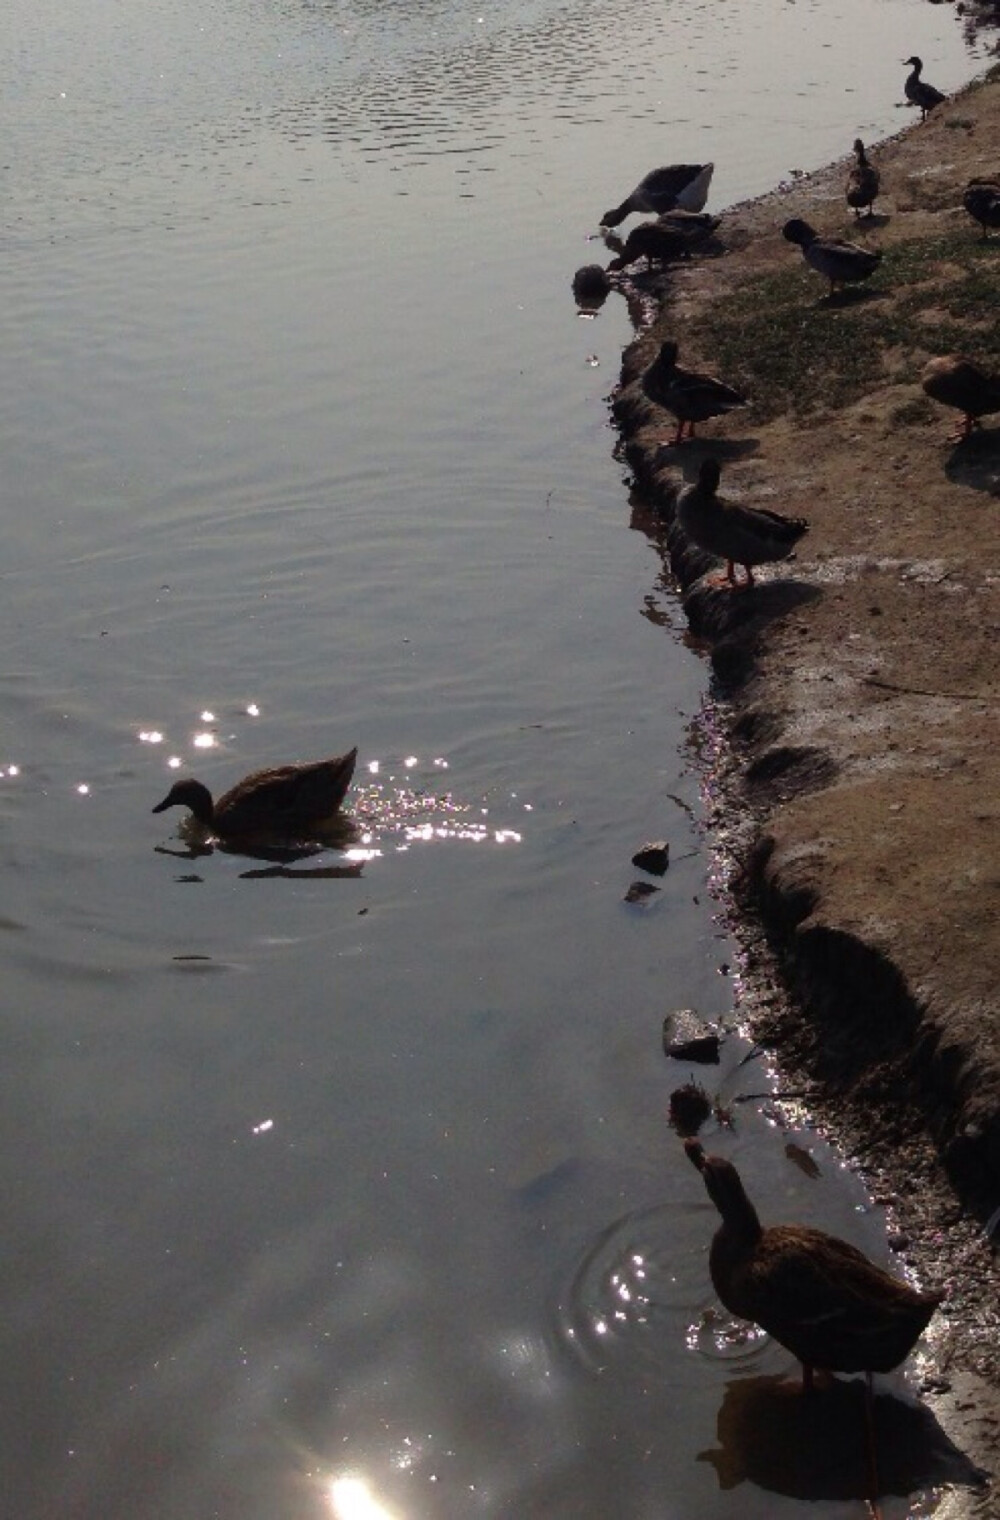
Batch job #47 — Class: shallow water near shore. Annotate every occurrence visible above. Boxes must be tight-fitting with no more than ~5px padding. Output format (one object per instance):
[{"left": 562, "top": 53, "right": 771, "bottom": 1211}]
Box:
[{"left": 0, "top": 0, "right": 986, "bottom": 1515}]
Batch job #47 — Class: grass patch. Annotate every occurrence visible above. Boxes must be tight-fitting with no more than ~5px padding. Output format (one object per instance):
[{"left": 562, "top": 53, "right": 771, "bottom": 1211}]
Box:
[{"left": 691, "top": 232, "right": 1000, "bottom": 422}]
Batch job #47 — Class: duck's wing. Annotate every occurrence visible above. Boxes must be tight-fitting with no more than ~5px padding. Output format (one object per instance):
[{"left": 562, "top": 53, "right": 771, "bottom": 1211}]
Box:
[
  {"left": 217, "top": 750, "right": 358, "bottom": 834},
  {"left": 714, "top": 503, "right": 807, "bottom": 565},
  {"left": 742, "top": 1227, "right": 939, "bottom": 1371},
  {"left": 674, "top": 367, "right": 748, "bottom": 414}
]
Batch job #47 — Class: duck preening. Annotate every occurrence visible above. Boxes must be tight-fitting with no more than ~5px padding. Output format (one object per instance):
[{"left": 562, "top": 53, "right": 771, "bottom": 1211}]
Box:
[
  {"left": 782, "top": 218, "right": 882, "bottom": 296},
  {"left": 640, "top": 339, "right": 749, "bottom": 446},
  {"left": 601, "top": 163, "right": 714, "bottom": 227},
  {"left": 962, "top": 177, "right": 1000, "bottom": 239},
  {"left": 921, "top": 354, "right": 1000, "bottom": 442},
  {"left": 152, "top": 748, "right": 358, "bottom": 839},
  {"left": 904, "top": 56, "right": 945, "bottom": 120},
  {"left": 846, "top": 139, "right": 880, "bottom": 219},
  {"left": 676, "top": 459, "right": 807, "bottom": 590},
  {"left": 685, "top": 1140, "right": 943, "bottom": 1520}
]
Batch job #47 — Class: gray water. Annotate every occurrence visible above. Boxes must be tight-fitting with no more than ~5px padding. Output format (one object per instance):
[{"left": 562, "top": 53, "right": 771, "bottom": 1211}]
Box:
[{"left": 0, "top": 1, "right": 984, "bottom": 1516}]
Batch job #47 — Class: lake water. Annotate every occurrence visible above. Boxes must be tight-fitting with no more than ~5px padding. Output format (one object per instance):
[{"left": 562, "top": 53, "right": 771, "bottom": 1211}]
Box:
[{"left": 0, "top": 1, "right": 985, "bottom": 1516}]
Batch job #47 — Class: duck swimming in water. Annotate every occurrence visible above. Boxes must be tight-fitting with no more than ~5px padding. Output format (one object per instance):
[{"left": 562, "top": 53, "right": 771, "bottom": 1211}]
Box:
[
  {"left": 904, "top": 56, "right": 945, "bottom": 120},
  {"left": 782, "top": 218, "right": 882, "bottom": 297},
  {"left": 601, "top": 163, "right": 714, "bottom": 227},
  {"left": 640, "top": 340, "right": 749, "bottom": 446},
  {"left": 152, "top": 748, "right": 358, "bottom": 840},
  {"left": 676, "top": 459, "right": 807, "bottom": 589},
  {"left": 686, "top": 1140, "right": 943, "bottom": 1519},
  {"left": 921, "top": 354, "right": 1000, "bottom": 442},
  {"left": 846, "top": 139, "right": 880, "bottom": 219}
]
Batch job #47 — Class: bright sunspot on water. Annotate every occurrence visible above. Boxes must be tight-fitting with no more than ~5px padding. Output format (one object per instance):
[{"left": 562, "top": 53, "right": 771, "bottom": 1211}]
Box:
[
  {"left": 192, "top": 732, "right": 216, "bottom": 749},
  {"left": 328, "top": 1475, "right": 400, "bottom": 1520}
]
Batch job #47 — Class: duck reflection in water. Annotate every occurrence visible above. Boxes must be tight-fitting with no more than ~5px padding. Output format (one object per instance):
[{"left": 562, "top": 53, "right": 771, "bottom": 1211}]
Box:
[{"left": 699, "top": 1373, "right": 987, "bottom": 1505}]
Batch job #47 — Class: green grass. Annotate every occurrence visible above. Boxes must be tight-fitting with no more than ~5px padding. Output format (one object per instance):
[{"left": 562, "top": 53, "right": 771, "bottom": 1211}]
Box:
[{"left": 691, "top": 232, "right": 1000, "bottom": 422}]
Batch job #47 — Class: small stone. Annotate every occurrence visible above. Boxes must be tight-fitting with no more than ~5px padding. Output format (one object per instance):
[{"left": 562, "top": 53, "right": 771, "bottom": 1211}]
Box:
[
  {"left": 624, "top": 880, "right": 660, "bottom": 903},
  {"left": 665, "top": 1033, "right": 721, "bottom": 1064},
  {"left": 632, "top": 840, "right": 669, "bottom": 875}
]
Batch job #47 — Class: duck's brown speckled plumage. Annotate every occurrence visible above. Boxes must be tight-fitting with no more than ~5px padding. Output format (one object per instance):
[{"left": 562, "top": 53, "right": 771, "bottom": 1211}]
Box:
[
  {"left": 922, "top": 354, "right": 1000, "bottom": 442},
  {"left": 963, "top": 177, "right": 1000, "bottom": 239},
  {"left": 782, "top": 218, "right": 882, "bottom": 296},
  {"left": 641, "top": 340, "right": 748, "bottom": 445},
  {"left": 685, "top": 1141, "right": 942, "bottom": 1379},
  {"left": 676, "top": 459, "right": 807, "bottom": 590},
  {"left": 846, "top": 139, "right": 880, "bottom": 219},
  {"left": 152, "top": 748, "right": 358, "bottom": 838}
]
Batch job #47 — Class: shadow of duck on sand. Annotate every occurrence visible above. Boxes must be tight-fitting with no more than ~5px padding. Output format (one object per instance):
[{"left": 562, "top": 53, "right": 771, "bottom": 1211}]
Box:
[{"left": 700, "top": 1373, "right": 989, "bottom": 1505}]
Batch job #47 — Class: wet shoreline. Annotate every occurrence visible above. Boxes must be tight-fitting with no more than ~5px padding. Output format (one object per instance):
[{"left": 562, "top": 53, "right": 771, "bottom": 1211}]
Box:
[{"left": 608, "top": 68, "right": 1000, "bottom": 1506}]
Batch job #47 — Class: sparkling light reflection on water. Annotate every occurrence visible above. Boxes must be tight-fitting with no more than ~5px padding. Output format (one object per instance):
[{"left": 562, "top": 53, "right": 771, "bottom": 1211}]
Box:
[{"left": 0, "top": 0, "right": 983, "bottom": 1514}]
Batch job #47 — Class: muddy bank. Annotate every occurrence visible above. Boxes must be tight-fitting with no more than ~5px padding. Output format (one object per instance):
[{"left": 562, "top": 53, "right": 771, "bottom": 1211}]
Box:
[{"left": 608, "top": 69, "right": 1000, "bottom": 1500}]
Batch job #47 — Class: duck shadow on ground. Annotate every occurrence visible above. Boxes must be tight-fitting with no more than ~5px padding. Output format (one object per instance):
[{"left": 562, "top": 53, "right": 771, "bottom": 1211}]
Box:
[
  {"left": 650, "top": 436, "right": 762, "bottom": 471},
  {"left": 817, "top": 284, "right": 888, "bottom": 309},
  {"left": 699, "top": 1373, "right": 989, "bottom": 1503},
  {"left": 944, "top": 427, "right": 1000, "bottom": 494}
]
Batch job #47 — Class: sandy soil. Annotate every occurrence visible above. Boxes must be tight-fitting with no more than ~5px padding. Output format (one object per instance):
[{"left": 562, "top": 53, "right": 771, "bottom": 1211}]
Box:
[{"left": 608, "top": 67, "right": 1000, "bottom": 1514}]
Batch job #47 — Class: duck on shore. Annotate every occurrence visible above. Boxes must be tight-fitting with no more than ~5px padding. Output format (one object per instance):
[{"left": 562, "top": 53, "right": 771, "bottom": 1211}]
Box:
[
  {"left": 601, "top": 163, "right": 714, "bottom": 227},
  {"left": 685, "top": 1140, "right": 943, "bottom": 1519},
  {"left": 921, "top": 354, "right": 1000, "bottom": 442},
  {"left": 846, "top": 138, "right": 880, "bottom": 219},
  {"left": 962, "top": 176, "right": 1000, "bottom": 239},
  {"left": 640, "top": 340, "right": 749, "bottom": 446},
  {"left": 152, "top": 748, "right": 358, "bottom": 840},
  {"left": 782, "top": 218, "right": 882, "bottom": 297},
  {"left": 606, "top": 212, "right": 720, "bottom": 271},
  {"left": 676, "top": 458, "right": 807, "bottom": 589},
  {"left": 904, "top": 56, "right": 945, "bottom": 120}
]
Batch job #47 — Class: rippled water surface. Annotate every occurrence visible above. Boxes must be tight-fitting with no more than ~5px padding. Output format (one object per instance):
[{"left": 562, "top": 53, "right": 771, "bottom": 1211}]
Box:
[{"left": 0, "top": 0, "right": 984, "bottom": 1515}]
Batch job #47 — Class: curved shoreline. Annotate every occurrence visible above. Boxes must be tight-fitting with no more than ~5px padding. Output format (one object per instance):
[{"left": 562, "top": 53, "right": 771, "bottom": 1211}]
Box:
[{"left": 610, "top": 71, "right": 1000, "bottom": 1499}]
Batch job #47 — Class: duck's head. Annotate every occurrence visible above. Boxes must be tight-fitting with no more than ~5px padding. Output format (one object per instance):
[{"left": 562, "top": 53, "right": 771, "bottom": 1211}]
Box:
[
  {"left": 782, "top": 217, "right": 817, "bottom": 248},
  {"left": 904, "top": 55, "right": 922, "bottom": 68},
  {"left": 853, "top": 138, "right": 866, "bottom": 158},
  {"left": 655, "top": 339, "right": 680, "bottom": 368},
  {"left": 152, "top": 778, "right": 215, "bottom": 826},
  {"left": 684, "top": 1140, "right": 761, "bottom": 1232}
]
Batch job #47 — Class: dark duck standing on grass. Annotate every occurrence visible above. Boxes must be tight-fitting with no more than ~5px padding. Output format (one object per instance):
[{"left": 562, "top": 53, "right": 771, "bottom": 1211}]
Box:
[
  {"left": 601, "top": 162, "right": 714, "bottom": 227},
  {"left": 640, "top": 339, "right": 749, "bottom": 446},
  {"left": 782, "top": 218, "right": 882, "bottom": 297},
  {"left": 152, "top": 748, "right": 358, "bottom": 841},
  {"left": 962, "top": 177, "right": 1000, "bottom": 239},
  {"left": 846, "top": 138, "right": 880, "bottom": 219},
  {"left": 921, "top": 354, "right": 1000, "bottom": 442},
  {"left": 676, "top": 458, "right": 807, "bottom": 590},
  {"left": 685, "top": 1140, "right": 943, "bottom": 1520},
  {"left": 904, "top": 56, "right": 945, "bottom": 120}
]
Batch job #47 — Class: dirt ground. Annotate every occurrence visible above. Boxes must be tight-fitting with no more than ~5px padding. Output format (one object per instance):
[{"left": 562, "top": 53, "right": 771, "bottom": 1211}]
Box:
[{"left": 608, "top": 67, "right": 1000, "bottom": 1513}]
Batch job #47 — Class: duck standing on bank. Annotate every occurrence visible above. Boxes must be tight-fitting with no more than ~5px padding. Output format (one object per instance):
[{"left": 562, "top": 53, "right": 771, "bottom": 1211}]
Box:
[
  {"left": 685, "top": 1140, "right": 943, "bottom": 1519},
  {"left": 962, "top": 177, "right": 1000, "bottom": 239},
  {"left": 640, "top": 340, "right": 749, "bottom": 446},
  {"left": 606, "top": 211, "right": 720, "bottom": 271},
  {"left": 601, "top": 163, "right": 714, "bottom": 227},
  {"left": 921, "top": 354, "right": 1000, "bottom": 442},
  {"left": 782, "top": 218, "right": 882, "bottom": 297},
  {"left": 152, "top": 748, "right": 358, "bottom": 841},
  {"left": 676, "top": 458, "right": 807, "bottom": 590},
  {"left": 904, "top": 56, "right": 945, "bottom": 120},
  {"left": 846, "top": 138, "right": 880, "bottom": 219}
]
